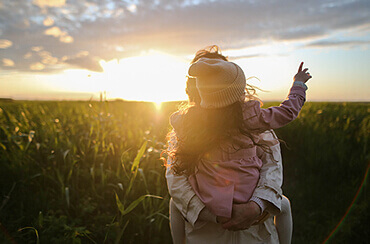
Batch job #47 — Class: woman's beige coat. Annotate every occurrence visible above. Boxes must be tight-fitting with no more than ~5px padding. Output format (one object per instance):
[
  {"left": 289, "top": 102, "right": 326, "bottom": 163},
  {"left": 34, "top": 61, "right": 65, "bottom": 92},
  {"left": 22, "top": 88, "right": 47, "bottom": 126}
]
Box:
[{"left": 166, "top": 130, "right": 283, "bottom": 244}]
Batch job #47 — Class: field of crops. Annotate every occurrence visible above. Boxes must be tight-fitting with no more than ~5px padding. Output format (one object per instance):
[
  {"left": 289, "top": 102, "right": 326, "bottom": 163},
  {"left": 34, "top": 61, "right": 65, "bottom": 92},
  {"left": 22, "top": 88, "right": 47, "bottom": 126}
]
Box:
[{"left": 0, "top": 101, "right": 368, "bottom": 243}]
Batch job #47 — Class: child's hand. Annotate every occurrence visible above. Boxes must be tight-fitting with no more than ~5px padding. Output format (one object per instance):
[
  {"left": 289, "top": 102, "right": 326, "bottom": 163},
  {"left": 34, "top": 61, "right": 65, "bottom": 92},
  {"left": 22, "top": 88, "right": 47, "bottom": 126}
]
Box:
[
  {"left": 294, "top": 62, "right": 312, "bottom": 83},
  {"left": 221, "top": 202, "right": 262, "bottom": 231},
  {"left": 216, "top": 216, "right": 231, "bottom": 224}
]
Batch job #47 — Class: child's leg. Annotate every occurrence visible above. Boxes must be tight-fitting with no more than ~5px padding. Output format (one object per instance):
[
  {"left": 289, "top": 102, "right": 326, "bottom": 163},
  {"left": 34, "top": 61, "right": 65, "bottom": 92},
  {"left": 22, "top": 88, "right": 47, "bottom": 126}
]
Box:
[
  {"left": 169, "top": 198, "right": 186, "bottom": 244},
  {"left": 274, "top": 195, "right": 293, "bottom": 244}
]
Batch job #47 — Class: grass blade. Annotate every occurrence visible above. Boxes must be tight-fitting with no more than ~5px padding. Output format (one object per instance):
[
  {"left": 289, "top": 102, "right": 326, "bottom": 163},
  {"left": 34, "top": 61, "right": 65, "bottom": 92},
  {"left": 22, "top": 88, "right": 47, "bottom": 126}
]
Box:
[
  {"left": 121, "top": 194, "right": 163, "bottom": 216},
  {"left": 115, "top": 192, "right": 125, "bottom": 215},
  {"left": 131, "top": 141, "right": 147, "bottom": 172}
]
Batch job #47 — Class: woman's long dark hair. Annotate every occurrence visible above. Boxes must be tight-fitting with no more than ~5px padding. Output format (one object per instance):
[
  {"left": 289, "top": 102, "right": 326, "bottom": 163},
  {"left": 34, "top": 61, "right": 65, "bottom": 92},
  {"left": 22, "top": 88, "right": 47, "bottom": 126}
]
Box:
[{"left": 166, "top": 45, "right": 271, "bottom": 176}]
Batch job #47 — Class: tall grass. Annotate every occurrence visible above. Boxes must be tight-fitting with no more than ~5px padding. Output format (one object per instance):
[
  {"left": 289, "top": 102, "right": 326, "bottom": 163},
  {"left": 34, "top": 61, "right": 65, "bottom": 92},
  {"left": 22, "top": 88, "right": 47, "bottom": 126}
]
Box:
[
  {"left": 0, "top": 101, "right": 173, "bottom": 243},
  {"left": 0, "top": 101, "right": 368, "bottom": 243},
  {"left": 275, "top": 102, "right": 369, "bottom": 243}
]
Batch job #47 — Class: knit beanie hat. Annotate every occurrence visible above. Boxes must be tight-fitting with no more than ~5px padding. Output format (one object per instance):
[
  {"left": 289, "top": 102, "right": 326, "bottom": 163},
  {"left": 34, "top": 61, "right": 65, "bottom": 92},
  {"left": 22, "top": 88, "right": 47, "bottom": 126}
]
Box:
[{"left": 188, "top": 57, "right": 246, "bottom": 108}]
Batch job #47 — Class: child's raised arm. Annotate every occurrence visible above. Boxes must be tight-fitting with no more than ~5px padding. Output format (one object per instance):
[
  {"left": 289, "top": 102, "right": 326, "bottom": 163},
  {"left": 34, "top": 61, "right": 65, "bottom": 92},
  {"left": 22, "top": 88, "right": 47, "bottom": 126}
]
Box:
[{"left": 243, "top": 62, "right": 312, "bottom": 131}]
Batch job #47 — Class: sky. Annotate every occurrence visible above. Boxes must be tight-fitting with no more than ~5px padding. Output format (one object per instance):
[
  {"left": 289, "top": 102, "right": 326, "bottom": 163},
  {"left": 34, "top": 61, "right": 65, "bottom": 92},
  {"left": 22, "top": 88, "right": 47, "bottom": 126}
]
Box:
[{"left": 0, "top": 0, "right": 369, "bottom": 103}]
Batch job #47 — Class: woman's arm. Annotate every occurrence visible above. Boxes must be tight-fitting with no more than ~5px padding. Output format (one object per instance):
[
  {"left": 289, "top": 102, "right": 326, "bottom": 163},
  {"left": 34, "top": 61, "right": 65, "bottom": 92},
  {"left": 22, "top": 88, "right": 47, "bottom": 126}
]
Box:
[
  {"left": 252, "top": 129, "right": 283, "bottom": 215},
  {"left": 165, "top": 133, "right": 216, "bottom": 228}
]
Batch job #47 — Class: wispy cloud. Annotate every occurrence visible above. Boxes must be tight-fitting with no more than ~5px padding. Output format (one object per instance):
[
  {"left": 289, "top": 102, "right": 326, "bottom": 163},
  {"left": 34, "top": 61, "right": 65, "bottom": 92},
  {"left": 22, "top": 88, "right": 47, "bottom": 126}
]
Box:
[
  {"left": 306, "top": 39, "right": 370, "bottom": 48},
  {"left": 0, "top": 0, "right": 369, "bottom": 73}
]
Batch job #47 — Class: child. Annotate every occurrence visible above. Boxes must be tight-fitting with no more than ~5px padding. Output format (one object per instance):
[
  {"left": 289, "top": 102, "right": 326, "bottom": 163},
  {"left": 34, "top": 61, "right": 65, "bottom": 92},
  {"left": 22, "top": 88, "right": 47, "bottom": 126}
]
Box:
[{"left": 168, "top": 48, "right": 310, "bottom": 244}]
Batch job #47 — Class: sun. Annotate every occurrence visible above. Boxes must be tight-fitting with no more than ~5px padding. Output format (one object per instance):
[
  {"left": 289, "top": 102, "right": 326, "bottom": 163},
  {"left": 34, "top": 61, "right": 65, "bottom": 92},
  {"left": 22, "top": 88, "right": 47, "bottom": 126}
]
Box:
[{"left": 99, "top": 50, "right": 189, "bottom": 103}]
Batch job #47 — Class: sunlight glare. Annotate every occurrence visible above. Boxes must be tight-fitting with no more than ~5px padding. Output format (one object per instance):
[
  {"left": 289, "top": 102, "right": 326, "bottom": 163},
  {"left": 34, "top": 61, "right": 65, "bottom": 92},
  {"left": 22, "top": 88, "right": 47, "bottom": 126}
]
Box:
[
  {"left": 154, "top": 101, "right": 162, "bottom": 110},
  {"left": 100, "top": 50, "right": 188, "bottom": 102}
]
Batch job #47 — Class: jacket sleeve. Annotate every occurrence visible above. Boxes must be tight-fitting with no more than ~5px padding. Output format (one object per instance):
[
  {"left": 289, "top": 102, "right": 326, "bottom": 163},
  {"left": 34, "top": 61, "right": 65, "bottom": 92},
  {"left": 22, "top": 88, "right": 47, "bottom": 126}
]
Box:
[
  {"left": 165, "top": 134, "right": 217, "bottom": 227},
  {"left": 253, "top": 130, "right": 283, "bottom": 215},
  {"left": 244, "top": 85, "right": 306, "bottom": 131}
]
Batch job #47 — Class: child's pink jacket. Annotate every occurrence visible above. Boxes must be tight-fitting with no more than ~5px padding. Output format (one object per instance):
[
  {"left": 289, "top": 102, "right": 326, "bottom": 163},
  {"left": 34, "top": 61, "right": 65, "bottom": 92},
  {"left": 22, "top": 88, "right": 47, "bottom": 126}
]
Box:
[{"left": 170, "top": 85, "right": 306, "bottom": 218}]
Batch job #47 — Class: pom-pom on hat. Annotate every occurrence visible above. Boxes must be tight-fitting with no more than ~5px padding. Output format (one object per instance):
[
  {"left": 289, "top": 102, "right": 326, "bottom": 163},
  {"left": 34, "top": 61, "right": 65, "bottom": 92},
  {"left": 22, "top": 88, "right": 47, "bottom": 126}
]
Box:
[{"left": 188, "top": 57, "right": 246, "bottom": 108}]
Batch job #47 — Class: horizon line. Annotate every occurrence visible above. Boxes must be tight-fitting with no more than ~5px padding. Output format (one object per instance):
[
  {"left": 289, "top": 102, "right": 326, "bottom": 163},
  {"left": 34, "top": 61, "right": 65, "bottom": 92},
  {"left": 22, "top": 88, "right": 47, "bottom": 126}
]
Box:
[{"left": 1, "top": 98, "right": 369, "bottom": 103}]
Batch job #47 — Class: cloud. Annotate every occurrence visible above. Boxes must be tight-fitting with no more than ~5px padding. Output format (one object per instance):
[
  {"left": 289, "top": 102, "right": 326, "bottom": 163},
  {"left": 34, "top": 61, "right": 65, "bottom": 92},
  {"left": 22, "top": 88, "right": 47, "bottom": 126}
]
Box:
[
  {"left": 60, "top": 35, "right": 74, "bottom": 43},
  {"left": 229, "top": 54, "right": 269, "bottom": 60},
  {"left": 2, "top": 58, "right": 14, "bottom": 67},
  {"left": 30, "top": 62, "right": 45, "bottom": 70},
  {"left": 31, "top": 46, "right": 44, "bottom": 52},
  {"left": 0, "top": 39, "right": 13, "bottom": 49},
  {"left": 127, "top": 4, "right": 137, "bottom": 13},
  {"left": 44, "top": 26, "right": 63, "bottom": 37},
  {"left": 65, "top": 56, "right": 103, "bottom": 72},
  {"left": 306, "top": 40, "right": 370, "bottom": 48},
  {"left": 32, "top": 0, "right": 66, "bottom": 8},
  {"left": 38, "top": 50, "right": 59, "bottom": 64},
  {"left": 44, "top": 26, "right": 74, "bottom": 43},
  {"left": 43, "top": 17, "right": 54, "bottom": 26},
  {"left": 0, "top": 0, "right": 369, "bottom": 73}
]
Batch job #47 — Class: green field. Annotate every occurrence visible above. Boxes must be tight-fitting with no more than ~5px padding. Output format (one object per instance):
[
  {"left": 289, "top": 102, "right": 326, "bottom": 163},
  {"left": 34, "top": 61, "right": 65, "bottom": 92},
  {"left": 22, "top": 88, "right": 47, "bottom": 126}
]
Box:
[{"left": 0, "top": 101, "right": 368, "bottom": 243}]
